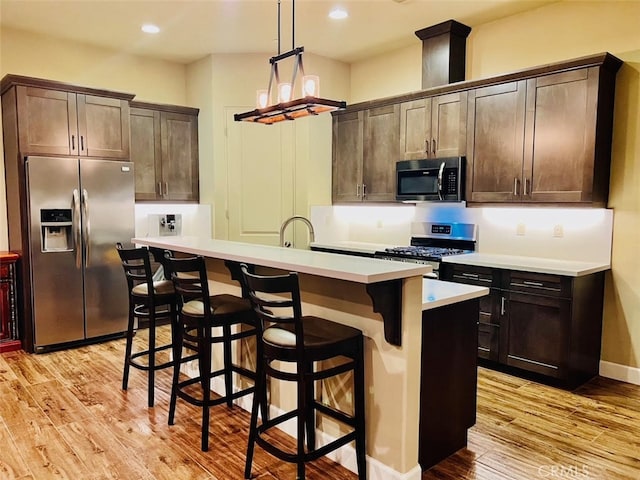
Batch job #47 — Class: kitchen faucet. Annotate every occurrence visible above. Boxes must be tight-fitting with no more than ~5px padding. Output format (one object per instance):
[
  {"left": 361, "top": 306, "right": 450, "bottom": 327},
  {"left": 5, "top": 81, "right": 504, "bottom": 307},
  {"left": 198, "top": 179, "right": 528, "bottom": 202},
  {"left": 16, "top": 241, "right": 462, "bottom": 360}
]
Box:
[{"left": 279, "top": 215, "right": 315, "bottom": 248}]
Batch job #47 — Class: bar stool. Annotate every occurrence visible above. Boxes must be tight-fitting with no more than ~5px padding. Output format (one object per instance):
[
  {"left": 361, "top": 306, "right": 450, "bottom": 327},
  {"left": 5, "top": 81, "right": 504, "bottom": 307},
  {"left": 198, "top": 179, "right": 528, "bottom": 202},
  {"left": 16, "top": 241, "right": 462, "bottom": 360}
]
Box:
[
  {"left": 164, "top": 253, "right": 260, "bottom": 452},
  {"left": 240, "top": 264, "right": 367, "bottom": 480},
  {"left": 116, "top": 242, "right": 177, "bottom": 408}
]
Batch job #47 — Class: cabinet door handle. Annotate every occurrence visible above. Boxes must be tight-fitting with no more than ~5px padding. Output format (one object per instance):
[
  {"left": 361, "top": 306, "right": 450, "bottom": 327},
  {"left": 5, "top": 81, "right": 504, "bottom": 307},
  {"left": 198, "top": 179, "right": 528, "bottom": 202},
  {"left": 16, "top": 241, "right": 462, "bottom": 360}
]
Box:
[
  {"left": 158, "top": 182, "right": 163, "bottom": 197},
  {"left": 164, "top": 182, "right": 169, "bottom": 197},
  {"left": 362, "top": 183, "right": 367, "bottom": 199},
  {"left": 432, "top": 139, "right": 436, "bottom": 155},
  {"left": 461, "top": 273, "right": 479, "bottom": 279},
  {"left": 80, "top": 135, "right": 84, "bottom": 152},
  {"left": 523, "top": 280, "right": 544, "bottom": 287},
  {"left": 356, "top": 183, "right": 361, "bottom": 197},
  {"left": 513, "top": 177, "right": 519, "bottom": 195},
  {"left": 501, "top": 296, "right": 506, "bottom": 315},
  {"left": 524, "top": 177, "right": 529, "bottom": 196},
  {"left": 425, "top": 139, "right": 429, "bottom": 155},
  {"left": 71, "top": 135, "right": 76, "bottom": 151}
]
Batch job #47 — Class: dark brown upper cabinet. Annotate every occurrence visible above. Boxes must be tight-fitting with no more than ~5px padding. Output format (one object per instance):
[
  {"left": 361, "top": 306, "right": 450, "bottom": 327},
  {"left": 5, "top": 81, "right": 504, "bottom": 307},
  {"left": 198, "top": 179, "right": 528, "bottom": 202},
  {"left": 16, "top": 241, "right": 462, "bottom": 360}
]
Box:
[
  {"left": 466, "top": 81, "right": 527, "bottom": 203},
  {"left": 332, "top": 52, "right": 621, "bottom": 207},
  {"left": 1, "top": 75, "right": 132, "bottom": 159},
  {"left": 130, "top": 101, "right": 199, "bottom": 202},
  {"left": 400, "top": 91, "right": 467, "bottom": 160},
  {"left": 465, "top": 55, "right": 621, "bottom": 207},
  {"left": 332, "top": 105, "right": 398, "bottom": 203},
  {"left": 522, "top": 68, "right": 605, "bottom": 204}
]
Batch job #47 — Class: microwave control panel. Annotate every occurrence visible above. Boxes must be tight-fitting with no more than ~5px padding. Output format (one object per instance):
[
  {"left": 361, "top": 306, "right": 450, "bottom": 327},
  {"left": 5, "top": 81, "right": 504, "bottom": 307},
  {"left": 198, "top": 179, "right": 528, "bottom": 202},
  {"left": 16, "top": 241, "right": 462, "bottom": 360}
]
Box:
[{"left": 444, "top": 169, "right": 458, "bottom": 194}]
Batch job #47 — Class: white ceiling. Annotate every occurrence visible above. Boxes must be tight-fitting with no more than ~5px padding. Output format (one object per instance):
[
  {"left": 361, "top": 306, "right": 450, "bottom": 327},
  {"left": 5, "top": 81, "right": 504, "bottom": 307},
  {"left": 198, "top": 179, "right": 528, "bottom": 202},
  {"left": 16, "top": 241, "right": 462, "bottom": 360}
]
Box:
[{"left": 0, "top": 0, "right": 558, "bottom": 64}]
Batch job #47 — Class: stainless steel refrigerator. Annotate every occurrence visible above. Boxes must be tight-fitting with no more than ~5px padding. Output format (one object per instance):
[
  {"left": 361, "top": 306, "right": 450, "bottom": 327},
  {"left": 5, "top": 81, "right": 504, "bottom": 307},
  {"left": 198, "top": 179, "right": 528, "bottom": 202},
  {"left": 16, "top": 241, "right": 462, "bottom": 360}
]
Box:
[{"left": 25, "top": 156, "right": 134, "bottom": 351}]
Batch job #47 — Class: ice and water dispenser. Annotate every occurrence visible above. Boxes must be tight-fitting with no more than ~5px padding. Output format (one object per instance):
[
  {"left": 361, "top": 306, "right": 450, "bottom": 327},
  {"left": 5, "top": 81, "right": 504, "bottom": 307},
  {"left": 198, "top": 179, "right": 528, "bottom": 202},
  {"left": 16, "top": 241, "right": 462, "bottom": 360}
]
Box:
[{"left": 40, "top": 209, "right": 73, "bottom": 252}]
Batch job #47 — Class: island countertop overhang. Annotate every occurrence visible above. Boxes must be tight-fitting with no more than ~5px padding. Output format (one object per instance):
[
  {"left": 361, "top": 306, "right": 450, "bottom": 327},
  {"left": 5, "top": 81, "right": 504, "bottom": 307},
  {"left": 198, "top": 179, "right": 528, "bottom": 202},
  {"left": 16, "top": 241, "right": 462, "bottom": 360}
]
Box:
[{"left": 132, "top": 236, "right": 431, "bottom": 283}]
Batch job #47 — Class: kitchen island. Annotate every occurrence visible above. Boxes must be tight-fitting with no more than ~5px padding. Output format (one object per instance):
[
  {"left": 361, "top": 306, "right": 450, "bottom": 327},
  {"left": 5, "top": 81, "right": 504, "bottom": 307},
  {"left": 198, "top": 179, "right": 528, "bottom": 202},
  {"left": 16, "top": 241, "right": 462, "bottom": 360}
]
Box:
[{"left": 133, "top": 236, "right": 488, "bottom": 480}]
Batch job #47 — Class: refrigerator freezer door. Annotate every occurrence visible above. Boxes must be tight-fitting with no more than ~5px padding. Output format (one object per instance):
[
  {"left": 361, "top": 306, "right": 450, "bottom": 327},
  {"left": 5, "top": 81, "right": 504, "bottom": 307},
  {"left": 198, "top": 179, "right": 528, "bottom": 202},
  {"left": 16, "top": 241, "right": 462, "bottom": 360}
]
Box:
[
  {"left": 80, "top": 159, "right": 133, "bottom": 338},
  {"left": 27, "top": 156, "right": 85, "bottom": 347}
]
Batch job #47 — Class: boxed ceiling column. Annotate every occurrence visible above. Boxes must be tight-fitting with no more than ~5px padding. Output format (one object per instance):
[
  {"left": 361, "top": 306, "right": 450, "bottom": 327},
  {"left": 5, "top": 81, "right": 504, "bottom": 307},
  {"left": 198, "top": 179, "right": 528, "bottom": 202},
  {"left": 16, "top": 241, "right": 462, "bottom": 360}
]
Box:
[{"left": 415, "top": 19, "right": 471, "bottom": 89}]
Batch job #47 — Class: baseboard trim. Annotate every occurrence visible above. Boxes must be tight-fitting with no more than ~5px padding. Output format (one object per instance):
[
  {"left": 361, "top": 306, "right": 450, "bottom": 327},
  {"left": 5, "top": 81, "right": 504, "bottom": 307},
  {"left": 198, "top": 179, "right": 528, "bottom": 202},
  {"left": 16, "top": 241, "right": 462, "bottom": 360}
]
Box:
[{"left": 600, "top": 360, "right": 640, "bottom": 385}]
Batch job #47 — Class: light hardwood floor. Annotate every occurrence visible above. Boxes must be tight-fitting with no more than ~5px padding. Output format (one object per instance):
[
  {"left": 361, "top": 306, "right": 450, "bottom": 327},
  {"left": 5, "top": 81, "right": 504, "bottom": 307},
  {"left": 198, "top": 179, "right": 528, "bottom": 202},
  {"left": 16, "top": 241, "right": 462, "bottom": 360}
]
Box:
[{"left": 1, "top": 326, "right": 639, "bottom": 479}]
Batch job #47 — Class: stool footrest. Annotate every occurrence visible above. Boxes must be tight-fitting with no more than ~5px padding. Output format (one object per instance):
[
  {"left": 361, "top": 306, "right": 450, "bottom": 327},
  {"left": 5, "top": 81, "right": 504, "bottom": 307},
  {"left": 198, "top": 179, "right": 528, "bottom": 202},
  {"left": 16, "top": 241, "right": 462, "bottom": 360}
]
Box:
[
  {"left": 128, "top": 343, "right": 174, "bottom": 372},
  {"left": 175, "top": 384, "right": 256, "bottom": 408}
]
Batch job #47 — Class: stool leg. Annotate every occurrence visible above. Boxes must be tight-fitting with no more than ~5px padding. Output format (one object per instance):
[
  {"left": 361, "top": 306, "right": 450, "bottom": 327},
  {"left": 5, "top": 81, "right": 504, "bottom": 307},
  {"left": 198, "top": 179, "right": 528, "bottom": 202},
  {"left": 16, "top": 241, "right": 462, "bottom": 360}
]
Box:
[
  {"left": 168, "top": 319, "right": 184, "bottom": 426},
  {"left": 354, "top": 337, "right": 367, "bottom": 480},
  {"left": 244, "top": 359, "right": 265, "bottom": 479},
  {"left": 297, "top": 364, "right": 307, "bottom": 480},
  {"left": 122, "top": 304, "right": 136, "bottom": 391},
  {"left": 304, "top": 360, "right": 316, "bottom": 451},
  {"left": 223, "top": 323, "right": 233, "bottom": 408},
  {"left": 200, "top": 324, "right": 212, "bottom": 452},
  {"left": 148, "top": 307, "right": 156, "bottom": 408}
]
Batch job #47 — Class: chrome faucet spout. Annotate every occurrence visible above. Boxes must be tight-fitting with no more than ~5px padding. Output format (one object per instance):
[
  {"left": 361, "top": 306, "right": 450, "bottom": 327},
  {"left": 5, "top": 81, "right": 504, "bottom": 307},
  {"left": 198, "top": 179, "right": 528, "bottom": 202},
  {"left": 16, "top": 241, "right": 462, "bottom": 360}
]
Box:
[{"left": 279, "top": 215, "right": 315, "bottom": 247}]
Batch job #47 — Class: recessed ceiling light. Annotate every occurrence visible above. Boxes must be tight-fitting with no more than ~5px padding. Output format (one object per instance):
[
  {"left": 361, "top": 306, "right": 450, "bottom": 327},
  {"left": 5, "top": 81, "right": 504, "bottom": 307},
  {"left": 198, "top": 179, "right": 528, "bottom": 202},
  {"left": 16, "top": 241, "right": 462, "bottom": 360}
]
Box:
[
  {"left": 141, "top": 24, "right": 160, "bottom": 34},
  {"left": 328, "top": 8, "right": 348, "bottom": 20}
]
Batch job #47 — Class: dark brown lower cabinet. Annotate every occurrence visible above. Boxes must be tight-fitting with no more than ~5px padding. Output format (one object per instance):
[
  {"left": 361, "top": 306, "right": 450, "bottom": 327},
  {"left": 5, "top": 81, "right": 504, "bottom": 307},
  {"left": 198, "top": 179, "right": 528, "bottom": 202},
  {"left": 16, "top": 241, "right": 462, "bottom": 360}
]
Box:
[{"left": 440, "top": 263, "right": 605, "bottom": 389}]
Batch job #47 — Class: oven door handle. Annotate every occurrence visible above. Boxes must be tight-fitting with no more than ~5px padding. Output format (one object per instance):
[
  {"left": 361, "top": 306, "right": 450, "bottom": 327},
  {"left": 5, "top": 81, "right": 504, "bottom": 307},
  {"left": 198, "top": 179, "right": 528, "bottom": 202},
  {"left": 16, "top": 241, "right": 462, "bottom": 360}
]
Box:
[{"left": 437, "top": 161, "right": 445, "bottom": 200}]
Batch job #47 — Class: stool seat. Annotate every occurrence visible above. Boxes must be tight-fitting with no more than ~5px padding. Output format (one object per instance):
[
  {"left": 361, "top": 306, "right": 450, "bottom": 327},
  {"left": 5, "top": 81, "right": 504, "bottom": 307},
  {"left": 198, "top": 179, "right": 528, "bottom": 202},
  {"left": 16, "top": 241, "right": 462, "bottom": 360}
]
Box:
[
  {"left": 182, "top": 295, "right": 252, "bottom": 316},
  {"left": 131, "top": 279, "right": 175, "bottom": 296},
  {"left": 264, "top": 316, "right": 362, "bottom": 352}
]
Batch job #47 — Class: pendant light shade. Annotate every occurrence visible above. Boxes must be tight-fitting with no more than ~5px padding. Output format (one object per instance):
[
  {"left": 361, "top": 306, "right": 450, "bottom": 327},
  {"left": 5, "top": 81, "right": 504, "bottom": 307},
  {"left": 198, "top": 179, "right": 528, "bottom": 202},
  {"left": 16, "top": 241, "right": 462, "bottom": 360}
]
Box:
[{"left": 234, "top": 1, "right": 346, "bottom": 124}]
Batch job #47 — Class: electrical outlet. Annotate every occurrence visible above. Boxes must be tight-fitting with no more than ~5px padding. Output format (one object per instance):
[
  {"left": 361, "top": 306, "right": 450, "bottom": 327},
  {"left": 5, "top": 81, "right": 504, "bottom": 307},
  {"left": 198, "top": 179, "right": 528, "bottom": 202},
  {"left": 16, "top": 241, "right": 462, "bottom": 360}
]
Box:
[
  {"left": 516, "top": 222, "right": 526, "bottom": 236},
  {"left": 553, "top": 224, "right": 564, "bottom": 237}
]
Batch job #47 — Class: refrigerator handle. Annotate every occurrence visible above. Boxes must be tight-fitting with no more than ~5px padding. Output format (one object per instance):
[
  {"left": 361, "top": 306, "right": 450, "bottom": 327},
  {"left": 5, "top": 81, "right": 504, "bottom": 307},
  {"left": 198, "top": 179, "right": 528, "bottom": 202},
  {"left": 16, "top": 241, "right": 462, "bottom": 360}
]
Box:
[
  {"left": 72, "top": 189, "right": 82, "bottom": 268},
  {"left": 82, "top": 189, "right": 91, "bottom": 267}
]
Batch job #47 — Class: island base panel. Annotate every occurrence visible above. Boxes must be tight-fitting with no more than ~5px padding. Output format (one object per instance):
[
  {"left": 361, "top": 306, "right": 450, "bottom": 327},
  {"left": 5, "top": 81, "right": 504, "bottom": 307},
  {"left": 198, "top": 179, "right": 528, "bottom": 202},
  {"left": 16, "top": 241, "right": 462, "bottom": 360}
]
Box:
[{"left": 419, "top": 298, "right": 479, "bottom": 470}]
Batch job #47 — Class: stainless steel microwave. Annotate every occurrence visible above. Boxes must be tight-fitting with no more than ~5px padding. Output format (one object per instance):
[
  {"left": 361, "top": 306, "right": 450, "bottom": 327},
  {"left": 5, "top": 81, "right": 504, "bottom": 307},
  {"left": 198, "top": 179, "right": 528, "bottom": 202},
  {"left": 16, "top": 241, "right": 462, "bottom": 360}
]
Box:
[{"left": 396, "top": 157, "right": 465, "bottom": 202}]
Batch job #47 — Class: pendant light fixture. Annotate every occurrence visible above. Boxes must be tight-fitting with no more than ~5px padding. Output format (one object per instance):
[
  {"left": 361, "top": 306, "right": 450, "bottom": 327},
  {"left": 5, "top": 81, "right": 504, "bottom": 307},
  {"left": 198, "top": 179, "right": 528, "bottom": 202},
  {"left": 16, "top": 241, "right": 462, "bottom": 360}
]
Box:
[{"left": 234, "top": 0, "right": 346, "bottom": 124}]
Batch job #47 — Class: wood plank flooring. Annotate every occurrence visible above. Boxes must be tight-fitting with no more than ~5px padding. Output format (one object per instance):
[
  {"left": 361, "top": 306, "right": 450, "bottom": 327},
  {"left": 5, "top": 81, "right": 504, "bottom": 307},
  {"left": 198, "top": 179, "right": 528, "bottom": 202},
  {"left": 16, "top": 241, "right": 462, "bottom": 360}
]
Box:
[{"left": 1, "top": 326, "right": 639, "bottom": 479}]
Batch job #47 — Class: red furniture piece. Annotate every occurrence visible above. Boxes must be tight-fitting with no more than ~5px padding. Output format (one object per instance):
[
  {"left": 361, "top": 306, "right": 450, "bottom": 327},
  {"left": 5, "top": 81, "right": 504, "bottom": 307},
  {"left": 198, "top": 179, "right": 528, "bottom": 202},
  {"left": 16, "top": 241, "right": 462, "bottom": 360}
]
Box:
[{"left": 1, "top": 252, "right": 22, "bottom": 352}]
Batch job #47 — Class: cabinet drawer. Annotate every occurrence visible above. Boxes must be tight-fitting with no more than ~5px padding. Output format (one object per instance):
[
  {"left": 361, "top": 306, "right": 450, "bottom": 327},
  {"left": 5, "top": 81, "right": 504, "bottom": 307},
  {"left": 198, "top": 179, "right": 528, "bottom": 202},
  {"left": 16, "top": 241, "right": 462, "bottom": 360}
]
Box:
[
  {"left": 478, "top": 323, "right": 499, "bottom": 362},
  {"left": 447, "top": 264, "right": 495, "bottom": 286},
  {"left": 508, "top": 271, "right": 570, "bottom": 297}
]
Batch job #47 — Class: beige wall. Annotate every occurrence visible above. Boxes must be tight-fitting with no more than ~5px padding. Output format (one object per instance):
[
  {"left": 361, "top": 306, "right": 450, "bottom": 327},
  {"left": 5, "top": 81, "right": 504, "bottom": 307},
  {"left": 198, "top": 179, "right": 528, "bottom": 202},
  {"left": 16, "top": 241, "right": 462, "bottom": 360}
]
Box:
[{"left": 351, "top": 1, "right": 640, "bottom": 370}]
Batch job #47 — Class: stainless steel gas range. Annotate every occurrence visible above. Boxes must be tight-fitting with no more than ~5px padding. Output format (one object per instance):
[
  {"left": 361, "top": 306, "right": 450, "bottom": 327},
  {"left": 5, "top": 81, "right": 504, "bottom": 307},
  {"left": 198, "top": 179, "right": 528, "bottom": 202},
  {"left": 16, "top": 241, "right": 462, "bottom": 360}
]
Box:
[{"left": 374, "top": 222, "right": 477, "bottom": 278}]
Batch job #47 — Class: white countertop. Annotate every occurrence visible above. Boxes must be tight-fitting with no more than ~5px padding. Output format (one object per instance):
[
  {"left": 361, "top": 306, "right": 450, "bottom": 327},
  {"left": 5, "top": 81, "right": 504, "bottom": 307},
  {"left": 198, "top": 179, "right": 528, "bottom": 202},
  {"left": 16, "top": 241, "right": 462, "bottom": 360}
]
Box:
[
  {"left": 422, "top": 278, "right": 489, "bottom": 311},
  {"left": 442, "top": 253, "right": 610, "bottom": 277},
  {"left": 310, "top": 241, "right": 396, "bottom": 255},
  {"left": 133, "top": 236, "right": 430, "bottom": 284}
]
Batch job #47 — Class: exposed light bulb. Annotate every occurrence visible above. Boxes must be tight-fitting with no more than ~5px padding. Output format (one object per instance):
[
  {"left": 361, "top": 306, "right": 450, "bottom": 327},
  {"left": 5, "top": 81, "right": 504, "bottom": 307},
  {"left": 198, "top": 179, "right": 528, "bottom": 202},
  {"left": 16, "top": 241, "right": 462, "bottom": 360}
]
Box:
[
  {"left": 256, "top": 89, "right": 269, "bottom": 108},
  {"left": 302, "top": 75, "right": 320, "bottom": 97},
  {"left": 278, "top": 83, "right": 292, "bottom": 103}
]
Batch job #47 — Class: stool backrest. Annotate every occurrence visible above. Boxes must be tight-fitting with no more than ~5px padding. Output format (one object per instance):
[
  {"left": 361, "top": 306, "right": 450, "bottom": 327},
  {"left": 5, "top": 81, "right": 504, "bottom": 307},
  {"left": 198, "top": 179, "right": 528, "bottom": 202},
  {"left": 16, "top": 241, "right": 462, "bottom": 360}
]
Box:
[
  {"left": 164, "top": 253, "right": 211, "bottom": 313},
  {"left": 116, "top": 242, "right": 154, "bottom": 295},
  {"left": 240, "top": 264, "right": 304, "bottom": 354}
]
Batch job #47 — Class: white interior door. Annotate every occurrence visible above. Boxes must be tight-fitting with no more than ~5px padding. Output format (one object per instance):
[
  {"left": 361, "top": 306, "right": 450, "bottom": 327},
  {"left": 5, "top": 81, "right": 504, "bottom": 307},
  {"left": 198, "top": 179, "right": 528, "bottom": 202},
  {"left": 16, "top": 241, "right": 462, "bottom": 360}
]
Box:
[{"left": 225, "top": 107, "right": 294, "bottom": 245}]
